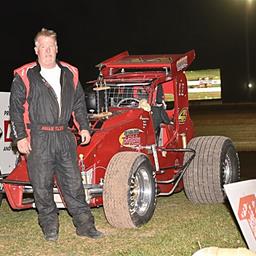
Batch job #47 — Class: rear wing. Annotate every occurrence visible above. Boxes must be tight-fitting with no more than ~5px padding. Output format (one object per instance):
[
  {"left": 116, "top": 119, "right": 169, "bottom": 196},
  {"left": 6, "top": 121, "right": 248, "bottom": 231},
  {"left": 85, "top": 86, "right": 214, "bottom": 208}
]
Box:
[{"left": 97, "top": 50, "right": 195, "bottom": 77}]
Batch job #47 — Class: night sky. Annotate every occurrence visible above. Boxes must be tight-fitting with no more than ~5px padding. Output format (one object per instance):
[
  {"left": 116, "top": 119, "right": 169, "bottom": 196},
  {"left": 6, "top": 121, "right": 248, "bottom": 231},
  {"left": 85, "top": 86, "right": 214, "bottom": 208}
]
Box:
[{"left": 1, "top": 0, "right": 255, "bottom": 102}]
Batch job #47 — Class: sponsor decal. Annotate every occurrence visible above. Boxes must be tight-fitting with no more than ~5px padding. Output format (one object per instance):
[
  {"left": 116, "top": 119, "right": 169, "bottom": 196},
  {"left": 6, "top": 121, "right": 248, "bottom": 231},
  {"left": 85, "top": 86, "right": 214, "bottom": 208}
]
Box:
[
  {"left": 224, "top": 180, "right": 256, "bottom": 251},
  {"left": 176, "top": 56, "right": 188, "bottom": 71},
  {"left": 4, "top": 120, "right": 12, "bottom": 142},
  {"left": 144, "top": 57, "right": 172, "bottom": 63},
  {"left": 124, "top": 56, "right": 172, "bottom": 64},
  {"left": 0, "top": 92, "right": 18, "bottom": 174},
  {"left": 238, "top": 194, "right": 256, "bottom": 240},
  {"left": 178, "top": 108, "right": 188, "bottom": 124},
  {"left": 119, "top": 128, "right": 143, "bottom": 147}
]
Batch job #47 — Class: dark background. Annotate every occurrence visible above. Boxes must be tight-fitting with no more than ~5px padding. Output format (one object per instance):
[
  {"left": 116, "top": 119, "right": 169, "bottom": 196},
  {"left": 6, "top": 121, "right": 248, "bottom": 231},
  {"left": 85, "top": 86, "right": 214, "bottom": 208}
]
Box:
[{"left": 1, "top": 0, "right": 255, "bottom": 102}]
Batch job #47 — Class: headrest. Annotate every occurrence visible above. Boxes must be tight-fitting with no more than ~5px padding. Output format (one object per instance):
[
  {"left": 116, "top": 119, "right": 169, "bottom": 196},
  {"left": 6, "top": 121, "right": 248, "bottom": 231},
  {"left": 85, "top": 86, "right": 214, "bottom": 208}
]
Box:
[{"left": 156, "top": 84, "right": 164, "bottom": 104}]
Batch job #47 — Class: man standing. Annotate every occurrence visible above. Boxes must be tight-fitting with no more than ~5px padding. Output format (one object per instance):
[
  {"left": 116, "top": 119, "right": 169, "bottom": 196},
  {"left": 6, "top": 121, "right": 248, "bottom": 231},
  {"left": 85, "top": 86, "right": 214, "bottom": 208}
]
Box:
[{"left": 10, "top": 28, "right": 103, "bottom": 241}]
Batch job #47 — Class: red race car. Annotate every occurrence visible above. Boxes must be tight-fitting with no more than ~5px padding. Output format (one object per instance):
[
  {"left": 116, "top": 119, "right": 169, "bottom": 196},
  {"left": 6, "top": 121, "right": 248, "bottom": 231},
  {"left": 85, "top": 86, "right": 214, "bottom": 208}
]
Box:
[{"left": 1, "top": 50, "right": 240, "bottom": 228}]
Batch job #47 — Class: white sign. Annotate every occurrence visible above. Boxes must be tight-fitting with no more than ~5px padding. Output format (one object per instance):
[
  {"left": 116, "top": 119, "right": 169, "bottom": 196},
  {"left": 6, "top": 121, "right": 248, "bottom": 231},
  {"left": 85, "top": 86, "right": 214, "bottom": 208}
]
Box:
[
  {"left": 176, "top": 56, "right": 188, "bottom": 71},
  {"left": 0, "top": 92, "right": 18, "bottom": 174},
  {"left": 224, "top": 180, "right": 256, "bottom": 252}
]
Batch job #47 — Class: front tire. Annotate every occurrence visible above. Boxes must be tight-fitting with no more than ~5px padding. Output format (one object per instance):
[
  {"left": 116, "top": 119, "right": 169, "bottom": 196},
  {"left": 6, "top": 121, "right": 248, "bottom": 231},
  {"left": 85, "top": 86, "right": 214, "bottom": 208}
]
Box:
[
  {"left": 183, "top": 136, "right": 240, "bottom": 203},
  {"left": 0, "top": 192, "right": 3, "bottom": 207},
  {"left": 103, "top": 152, "right": 156, "bottom": 228},
  {"left": 0, "top": 171, "right": 3, "bottom": 207}
]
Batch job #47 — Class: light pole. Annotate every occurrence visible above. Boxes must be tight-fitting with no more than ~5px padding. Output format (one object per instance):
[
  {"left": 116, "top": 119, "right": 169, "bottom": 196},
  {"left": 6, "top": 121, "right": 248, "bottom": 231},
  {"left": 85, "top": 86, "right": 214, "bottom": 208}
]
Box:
[
  {"left": 245, "top": 0, "right": 254, "bottom": 94},
  {"left": 245, "top": 0, "right": 251, "bottom": 87}
]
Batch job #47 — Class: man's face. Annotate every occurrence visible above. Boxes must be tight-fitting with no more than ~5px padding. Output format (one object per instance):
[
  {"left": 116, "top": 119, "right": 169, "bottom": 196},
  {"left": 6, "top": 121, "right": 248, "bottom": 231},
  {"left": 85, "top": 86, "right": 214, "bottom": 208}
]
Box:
[{"left": 34, "top": 36, "right": 58, "bottom": 68}]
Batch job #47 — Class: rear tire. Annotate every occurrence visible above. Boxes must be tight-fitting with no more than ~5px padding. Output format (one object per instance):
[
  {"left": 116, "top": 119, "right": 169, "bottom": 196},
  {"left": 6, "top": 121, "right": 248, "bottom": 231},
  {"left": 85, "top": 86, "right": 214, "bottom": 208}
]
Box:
[
  {"left": 0, "top": 171, "right": 3, "bottom": 207},
  {"left": 103, "top": 152, "right": 156, "bottom": 228},
  {"left": 183, "top": 136, "right": 240, "bottom": 203},
  {"left": 0, "top": 193, "right": 3, "bottom": 207}
]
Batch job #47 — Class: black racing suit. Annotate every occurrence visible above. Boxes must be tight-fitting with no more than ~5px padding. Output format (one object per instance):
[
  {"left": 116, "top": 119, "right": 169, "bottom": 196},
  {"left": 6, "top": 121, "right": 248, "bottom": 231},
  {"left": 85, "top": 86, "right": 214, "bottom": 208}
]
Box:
[{"left": 10, "top": 61, "right": 94, "bottom": 232}]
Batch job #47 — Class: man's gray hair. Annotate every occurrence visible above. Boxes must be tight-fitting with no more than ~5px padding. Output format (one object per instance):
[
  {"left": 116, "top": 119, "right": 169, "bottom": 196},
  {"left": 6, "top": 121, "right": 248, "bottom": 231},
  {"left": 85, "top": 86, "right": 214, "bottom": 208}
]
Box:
[{"left": 34, "top": 28, "right": 57, "bottom": 46}]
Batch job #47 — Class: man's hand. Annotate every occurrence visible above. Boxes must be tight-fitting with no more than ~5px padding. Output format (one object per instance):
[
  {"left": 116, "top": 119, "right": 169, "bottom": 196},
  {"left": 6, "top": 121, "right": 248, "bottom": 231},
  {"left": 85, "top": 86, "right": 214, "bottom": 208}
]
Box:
[
  {"left": 17, "top": 138, "right": 32, "bottom": 155},
  {"left": 80, "top": 129, "right": 91, "bottom": 145}
]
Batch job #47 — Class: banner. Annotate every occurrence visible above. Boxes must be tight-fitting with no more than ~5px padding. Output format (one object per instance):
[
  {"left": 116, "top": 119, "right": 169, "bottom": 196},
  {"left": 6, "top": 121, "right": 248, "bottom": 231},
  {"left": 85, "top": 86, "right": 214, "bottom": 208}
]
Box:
[
  {"left": 0, "top": 92, "right": 18, "bottom": 174},
  {"left": 224, "top": 180, "right": 256, "bottom": 252}
]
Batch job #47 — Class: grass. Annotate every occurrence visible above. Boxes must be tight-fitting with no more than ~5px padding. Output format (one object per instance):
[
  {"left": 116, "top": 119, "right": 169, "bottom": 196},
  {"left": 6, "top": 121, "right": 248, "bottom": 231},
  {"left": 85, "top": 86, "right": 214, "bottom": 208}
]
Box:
[
  {"left": 185, "top": 69, "right": 221, "bottom": 101},
  {"left": 0, "top": 192, "right": 245, "bottom": 256},
  {"left": 188, "top": 91, "right": 221, "bottom": 101},
  {"left": 1, "top": 103, "right": 254, "bottom": 255},
  {"left": 185, "top": 69, "right": 220, "bottom": 80}
]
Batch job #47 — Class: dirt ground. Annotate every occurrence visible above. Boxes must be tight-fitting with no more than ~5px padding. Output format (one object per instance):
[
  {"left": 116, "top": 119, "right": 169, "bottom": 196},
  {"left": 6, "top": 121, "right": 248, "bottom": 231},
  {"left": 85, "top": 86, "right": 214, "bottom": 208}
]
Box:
[
  {"left": 238, "top": 151, "right": 256, "bottom": 179},
  {"left": 190, "top": 101, "right": 256, "bottom": 179}
]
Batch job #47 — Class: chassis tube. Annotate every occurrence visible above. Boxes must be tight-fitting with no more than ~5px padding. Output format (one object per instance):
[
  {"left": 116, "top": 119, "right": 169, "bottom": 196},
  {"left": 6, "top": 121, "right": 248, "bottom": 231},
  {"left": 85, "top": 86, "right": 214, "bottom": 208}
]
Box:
[{"left": 157, "top": 148, "right": 195, "bottom": 196}]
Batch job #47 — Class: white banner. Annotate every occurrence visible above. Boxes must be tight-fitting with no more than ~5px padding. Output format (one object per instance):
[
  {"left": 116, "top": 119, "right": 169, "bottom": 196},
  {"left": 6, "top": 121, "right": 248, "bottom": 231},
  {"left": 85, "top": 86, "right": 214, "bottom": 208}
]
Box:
[
  {"left": 224, "top": 180, "right": 256, "bottom": 252},
  {"left": 0, "top": 92, "right": 18, "bottom": 174}
]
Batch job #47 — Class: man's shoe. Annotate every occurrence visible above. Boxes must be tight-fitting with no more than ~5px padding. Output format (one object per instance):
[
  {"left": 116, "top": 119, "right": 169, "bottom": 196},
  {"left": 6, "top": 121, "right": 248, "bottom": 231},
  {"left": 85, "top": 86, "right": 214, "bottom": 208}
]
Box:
[
  {"left": 76, "top": 226, "right": 104, "bottom": 239},
  {"left": 44, "top": 229, "right": 59, "bottom": 241}
]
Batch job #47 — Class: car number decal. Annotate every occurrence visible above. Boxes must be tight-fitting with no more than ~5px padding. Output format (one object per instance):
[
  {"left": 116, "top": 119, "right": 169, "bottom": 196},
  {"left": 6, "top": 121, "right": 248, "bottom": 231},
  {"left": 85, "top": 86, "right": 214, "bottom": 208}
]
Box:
[
  {"left": 119, "top": 128, "right": 143, "bottom": 147},
  {"left": 178, "top": 108, "right": 188, "bottom": 124}
]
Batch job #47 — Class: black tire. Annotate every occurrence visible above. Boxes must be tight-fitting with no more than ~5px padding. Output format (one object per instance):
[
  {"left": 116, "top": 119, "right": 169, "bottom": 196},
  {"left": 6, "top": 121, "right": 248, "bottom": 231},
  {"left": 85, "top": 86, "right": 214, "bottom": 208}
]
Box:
[
  {"left": 0, "top": 193, "right": 3, "bottom": 207},
  {"left": 0, "top": 171, "right": 3, "bottom": 207},
  {"left": 103, "top": 152, "right": 156, "bottom": 228},
  {"left": 183, "top": 136, "right": 240, "bottom": 203}
]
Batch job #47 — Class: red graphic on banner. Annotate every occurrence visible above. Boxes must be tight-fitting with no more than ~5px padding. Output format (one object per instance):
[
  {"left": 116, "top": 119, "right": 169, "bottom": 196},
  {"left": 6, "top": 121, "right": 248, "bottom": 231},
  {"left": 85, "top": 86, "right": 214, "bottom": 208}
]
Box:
[
  {"left": 238, "top": 194, "right": 256, "bottom": 240},
  {"left": 4, "top": 120, "right": 12, "bottom": 142}
]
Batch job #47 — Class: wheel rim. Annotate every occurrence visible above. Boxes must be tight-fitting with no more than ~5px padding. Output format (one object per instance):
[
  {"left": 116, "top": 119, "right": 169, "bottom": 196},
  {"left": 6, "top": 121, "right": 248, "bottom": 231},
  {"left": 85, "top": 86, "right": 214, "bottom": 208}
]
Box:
[
  {"left": 0, "top": 175, "right": 3, "bottom": 192},
  {"left": 223, "top": 153, "right": 232, "bottom": 184},
  {"left": 130, "top": 167, "right": 152, "bottom": 216}
]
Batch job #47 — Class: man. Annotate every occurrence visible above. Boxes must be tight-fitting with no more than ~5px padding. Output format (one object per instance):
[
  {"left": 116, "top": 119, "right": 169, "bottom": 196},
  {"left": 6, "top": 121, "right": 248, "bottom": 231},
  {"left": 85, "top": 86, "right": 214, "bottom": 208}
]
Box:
[{"left": 10, "top": 28, "right": 103, "bottom": 241}]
